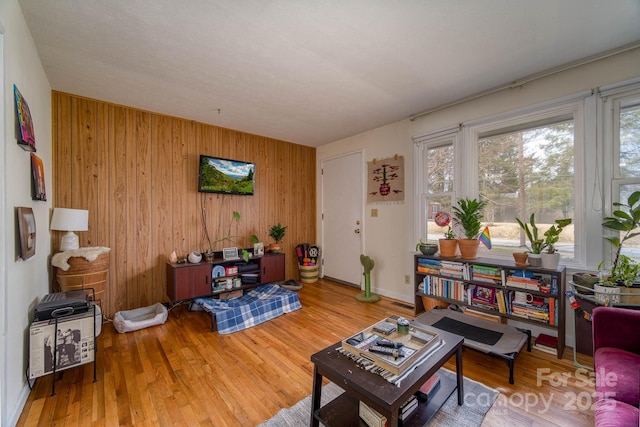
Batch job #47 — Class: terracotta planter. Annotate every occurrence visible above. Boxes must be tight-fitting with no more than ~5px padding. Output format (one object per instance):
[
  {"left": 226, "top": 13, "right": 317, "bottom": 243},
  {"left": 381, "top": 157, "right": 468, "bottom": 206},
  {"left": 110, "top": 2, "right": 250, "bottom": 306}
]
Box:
[
  {"left": 458, "top": 239, "right": 480, "bottom": 260},
  {"left": 269, "top": 244, "right": 282, "bottom": 253},
  {"left": 438, "top": 239, "right": 458, "bottom": 258},
  {"left": 512, "top": 252, "right": 528, "bottom": 266}
]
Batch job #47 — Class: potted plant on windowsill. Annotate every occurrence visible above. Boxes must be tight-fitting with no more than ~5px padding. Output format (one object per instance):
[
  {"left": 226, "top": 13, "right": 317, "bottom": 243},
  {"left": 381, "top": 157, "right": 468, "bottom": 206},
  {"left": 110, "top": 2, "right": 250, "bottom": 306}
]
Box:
[
  {"left": 416, "top": 239, "right": 438, "bottom": 256},
  {"left": 438, "top": 225, "right": 458, "bottom": 258},
  {"left": 452, "top": 197, "right": 487, "bottom": 260},
  {"left": 596, "top": 190, "right": 640, "bottom": 304},
  {"left": 540, "top": 218, "right": 572, "bottom": 270},
  {"left": 515, "top": 213, "right": 545, "bottom": 267},
  {"left": 268, "top": 223, "right": 287, "bottom": 253}
]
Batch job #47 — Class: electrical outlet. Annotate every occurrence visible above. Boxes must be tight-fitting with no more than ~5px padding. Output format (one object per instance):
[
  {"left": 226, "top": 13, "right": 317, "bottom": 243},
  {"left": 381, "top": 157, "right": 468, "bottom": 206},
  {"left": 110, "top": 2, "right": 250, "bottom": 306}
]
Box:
[
  {"left": 404, "top": 274, "right": 410, "bottom": 284},
  {"left": 371, "top": 208, "right": 378, "bottom": 217}
]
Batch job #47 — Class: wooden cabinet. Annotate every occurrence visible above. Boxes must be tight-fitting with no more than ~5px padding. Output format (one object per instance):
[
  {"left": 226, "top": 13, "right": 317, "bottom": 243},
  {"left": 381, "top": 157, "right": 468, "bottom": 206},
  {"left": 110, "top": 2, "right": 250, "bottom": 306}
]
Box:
[
  {"left": 260, "top": 254, "right": 286, "bottom": 284},
  {"left": 414, "top": 254, "right": 566, "bottom": 358},
  {"left": 166, "top": 254, "right": 285, "bottom": 303},
  {"left": 166, "top": 262, "right": 212, "bottom": 302}
]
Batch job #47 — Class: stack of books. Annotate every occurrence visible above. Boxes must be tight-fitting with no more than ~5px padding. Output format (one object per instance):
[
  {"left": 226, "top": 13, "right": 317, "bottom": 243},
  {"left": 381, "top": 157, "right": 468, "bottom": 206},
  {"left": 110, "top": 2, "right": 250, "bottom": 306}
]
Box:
[
  {"left": 400, "top": 395, "right": 418, "bottom": 421},
  {"left": 505, "top": 274, "right": 542, "bottom": 291},
  {"left": 416, "top": 373, "right": 441, "bottom": 402},
  {"left": 534, "top": 334, "right": 558, "bottom": 355},
  {"left": 417, "top": 258, "right": 441, "bottom": 275},
  {"left": 471, "top": 265, "right": 502, "bottom": 283},
  {"left": 510, "top": 295, "right": 551, "bottom": 323},
  {"left": 440, "top": 261, "right": 466, "bottom": 279}
]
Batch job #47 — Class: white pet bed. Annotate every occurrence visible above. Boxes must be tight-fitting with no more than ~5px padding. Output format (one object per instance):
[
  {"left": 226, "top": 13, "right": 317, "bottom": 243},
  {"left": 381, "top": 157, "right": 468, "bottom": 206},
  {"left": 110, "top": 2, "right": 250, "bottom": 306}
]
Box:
[{"left": 113, "top": 303, "right": 168, "bottom": 333}]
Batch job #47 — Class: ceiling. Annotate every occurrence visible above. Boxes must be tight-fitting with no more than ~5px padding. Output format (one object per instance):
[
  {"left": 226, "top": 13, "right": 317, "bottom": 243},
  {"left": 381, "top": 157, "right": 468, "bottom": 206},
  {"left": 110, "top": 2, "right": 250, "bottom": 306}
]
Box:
[{"left": 18, "top": 1, "right": 640, "bottom": 147}]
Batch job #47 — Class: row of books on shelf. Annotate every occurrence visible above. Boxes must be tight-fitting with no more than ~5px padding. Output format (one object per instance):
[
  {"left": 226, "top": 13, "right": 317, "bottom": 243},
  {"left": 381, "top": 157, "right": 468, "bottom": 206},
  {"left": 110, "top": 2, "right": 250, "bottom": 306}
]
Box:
[
  {"left": 420, "top": 280, "right": 558, "bottom": 325},
  {"left": 358, "top": 374, "right": 441, "bottom": 427},
  {"left": 471, "top": 285, "right": 558, "bottom": 325},
  {"left": 418, "top": 275, "right": 466, "bottom": 301},
  {"left": 417, "top": 261, "right": 559, "bottom": 295}
]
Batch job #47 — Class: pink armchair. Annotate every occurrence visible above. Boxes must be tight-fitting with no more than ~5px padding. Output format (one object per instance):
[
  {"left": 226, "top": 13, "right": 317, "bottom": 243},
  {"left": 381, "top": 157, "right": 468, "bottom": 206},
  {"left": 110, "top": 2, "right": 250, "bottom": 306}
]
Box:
[{"left": 592, "top": 306, "right": 640, "bottom": 426}]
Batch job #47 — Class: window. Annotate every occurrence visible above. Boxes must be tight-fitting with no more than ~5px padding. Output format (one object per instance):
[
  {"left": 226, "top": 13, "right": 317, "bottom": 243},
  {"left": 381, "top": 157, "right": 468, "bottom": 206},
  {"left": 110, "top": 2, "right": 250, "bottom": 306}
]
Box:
[
  {"left": 413, "top": 132, "right": 457, "bottom": 242},
  {"left": 607, "top": 89, "right": 640, "bottom": 263},
  {"left": 415, "top": 100, "right": 584, "bottom": 264},
  {"left": 476, "top": 117, "right": 575, "bottom": 259}
]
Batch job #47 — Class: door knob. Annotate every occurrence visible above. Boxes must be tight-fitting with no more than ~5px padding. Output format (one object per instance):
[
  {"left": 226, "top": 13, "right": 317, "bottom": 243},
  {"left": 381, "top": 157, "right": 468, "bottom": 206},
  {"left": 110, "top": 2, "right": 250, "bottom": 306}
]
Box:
[{"left": 354, "top": 228, "right": 360, "bottom": 234}]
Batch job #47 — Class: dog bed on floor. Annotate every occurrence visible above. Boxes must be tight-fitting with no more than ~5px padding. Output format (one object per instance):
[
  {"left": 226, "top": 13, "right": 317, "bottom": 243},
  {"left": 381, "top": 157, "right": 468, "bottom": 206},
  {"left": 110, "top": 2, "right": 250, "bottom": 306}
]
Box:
[
  {"left": 113, "top": 302, "right": 168, "bottom": 333},
  {"left": 193, "top": 284, "right": 302, "bottom": 334},
  {"left": 414, "top": 308, "right": 531, "bottom": 384},
  {"left": 279, "top": 279, "right": 303, "bottom": 291}
]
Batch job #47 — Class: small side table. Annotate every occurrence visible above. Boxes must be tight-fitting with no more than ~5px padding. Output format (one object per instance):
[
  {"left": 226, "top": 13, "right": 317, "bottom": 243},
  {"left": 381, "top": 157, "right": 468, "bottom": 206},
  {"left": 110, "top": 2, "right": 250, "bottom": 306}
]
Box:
[{"left": 29, "top": 299, "right": 98, "bottom": 396}]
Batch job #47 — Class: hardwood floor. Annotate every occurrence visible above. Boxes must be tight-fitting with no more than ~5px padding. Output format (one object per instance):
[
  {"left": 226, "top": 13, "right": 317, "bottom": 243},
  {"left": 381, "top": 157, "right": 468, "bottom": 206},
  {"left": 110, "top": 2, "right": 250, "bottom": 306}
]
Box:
[{"left": 18, "top": 279, "right": 595, "bottom": 426}]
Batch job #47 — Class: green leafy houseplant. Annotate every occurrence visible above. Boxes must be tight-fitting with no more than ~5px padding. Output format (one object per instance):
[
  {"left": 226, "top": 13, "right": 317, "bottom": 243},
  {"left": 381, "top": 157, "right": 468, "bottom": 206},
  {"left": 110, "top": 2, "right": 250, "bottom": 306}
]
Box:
[
  {"left": 515, "top": 213, "right": 545, "bottom": 254},
  {"left": 600, "top": 254, "right": 640, "bottom": 287},
  {"left": 443, "top": 226, "right": 456, "bottom": 240},
  {"left": 268, "top": 223, "right": 287, "bottom": 253},
  {"left": 452, "top": 198, "right": 487, "bottom": 260},
  {"left": 542, "top": 219, "right": 572, "bottom": 254},
  {"left": 452, "top": 198, "right": 487, "bottom": 239},
  {"left": 202, "top": 209, "right": 241, "bottom": 260},
  {"left": 601, "top": 190, "right": 640, "bottom": 287}
]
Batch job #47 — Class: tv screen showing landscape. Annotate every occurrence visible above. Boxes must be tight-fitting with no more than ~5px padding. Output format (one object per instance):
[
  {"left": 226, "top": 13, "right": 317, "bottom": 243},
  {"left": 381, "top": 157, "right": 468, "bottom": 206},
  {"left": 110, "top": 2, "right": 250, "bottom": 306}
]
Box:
[{"left": 198, "top": 155, "right": 255, "bottom": 195}]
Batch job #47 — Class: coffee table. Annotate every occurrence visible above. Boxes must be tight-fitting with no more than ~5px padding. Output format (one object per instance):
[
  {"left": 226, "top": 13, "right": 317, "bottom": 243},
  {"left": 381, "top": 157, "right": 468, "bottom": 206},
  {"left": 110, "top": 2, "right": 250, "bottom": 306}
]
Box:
[{"left": 310, "top": 325, "right": 464, "bottom": 427}]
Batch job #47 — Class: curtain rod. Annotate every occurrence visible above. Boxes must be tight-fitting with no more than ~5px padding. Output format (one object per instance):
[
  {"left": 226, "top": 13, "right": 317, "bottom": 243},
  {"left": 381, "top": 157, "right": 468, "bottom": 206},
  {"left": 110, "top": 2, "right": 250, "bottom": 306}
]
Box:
[{"left": 409, "top": 41, "right": 640, "bottom": 122}]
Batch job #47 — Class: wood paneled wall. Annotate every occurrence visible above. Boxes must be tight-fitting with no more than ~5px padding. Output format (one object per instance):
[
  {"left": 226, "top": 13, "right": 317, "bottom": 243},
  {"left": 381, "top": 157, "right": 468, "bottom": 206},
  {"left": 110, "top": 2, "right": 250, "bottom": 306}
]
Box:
[{"left": 52, "top": 92, "right": 316, "bottom": 317}]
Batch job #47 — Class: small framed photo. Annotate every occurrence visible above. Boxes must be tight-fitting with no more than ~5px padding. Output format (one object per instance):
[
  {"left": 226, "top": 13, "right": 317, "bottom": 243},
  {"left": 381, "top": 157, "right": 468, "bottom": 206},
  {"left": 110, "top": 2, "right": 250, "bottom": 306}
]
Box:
[
  {"left": 222, "top": 247, "right": 239, "bottom": 260},
  {"left": 31, "top": 153, "right": 46, "bottom": 201},
  {"left": 254, "top": 242, "right": 264, "bottom": 256},
  {"left": 17, "top": 207, "right": 36, "bottom": 260}
]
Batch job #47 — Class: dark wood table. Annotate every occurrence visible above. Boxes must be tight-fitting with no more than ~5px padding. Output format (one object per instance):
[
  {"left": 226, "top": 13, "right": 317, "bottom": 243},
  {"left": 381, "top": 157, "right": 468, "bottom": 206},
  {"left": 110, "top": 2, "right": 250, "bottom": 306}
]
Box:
[{"left": 310, "top": 327, "right": 464, "bottom": 427}]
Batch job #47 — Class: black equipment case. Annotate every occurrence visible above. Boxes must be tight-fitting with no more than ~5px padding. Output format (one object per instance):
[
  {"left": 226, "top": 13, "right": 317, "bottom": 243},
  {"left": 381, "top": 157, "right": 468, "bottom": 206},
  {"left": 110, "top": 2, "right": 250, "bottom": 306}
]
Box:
[{"left": 34, "top": 290, "right": 90, "bottom": 320}]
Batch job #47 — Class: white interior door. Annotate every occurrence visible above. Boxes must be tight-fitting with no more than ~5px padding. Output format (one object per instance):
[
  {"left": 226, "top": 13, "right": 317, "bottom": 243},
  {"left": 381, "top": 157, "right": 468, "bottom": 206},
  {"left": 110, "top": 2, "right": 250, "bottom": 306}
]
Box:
[{"left": 321, "top": 151, "right": 363, "bottom": 286}]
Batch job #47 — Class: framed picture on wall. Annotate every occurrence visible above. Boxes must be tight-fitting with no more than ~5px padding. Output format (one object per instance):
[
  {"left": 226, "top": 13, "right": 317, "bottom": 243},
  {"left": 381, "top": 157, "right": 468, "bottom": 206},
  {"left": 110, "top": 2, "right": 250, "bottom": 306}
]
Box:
[
  {"left": 14, "top": 84, "right": 36, "bottom": 152},
  {"left": 31, "top": 153, "right": 46, "bottom": 201},
  {"left": 254, "top": 242, "right": 264, "bottom": 256},
  {"left": 17, "top": 207, "right": 36, "bottom": 260}
]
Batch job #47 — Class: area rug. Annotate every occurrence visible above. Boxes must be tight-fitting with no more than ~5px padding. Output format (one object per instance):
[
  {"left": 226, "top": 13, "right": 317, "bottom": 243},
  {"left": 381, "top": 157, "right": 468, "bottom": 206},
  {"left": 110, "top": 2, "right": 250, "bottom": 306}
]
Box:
[{"left": 258, "top": 368, "right": 498, "bottom": 426}]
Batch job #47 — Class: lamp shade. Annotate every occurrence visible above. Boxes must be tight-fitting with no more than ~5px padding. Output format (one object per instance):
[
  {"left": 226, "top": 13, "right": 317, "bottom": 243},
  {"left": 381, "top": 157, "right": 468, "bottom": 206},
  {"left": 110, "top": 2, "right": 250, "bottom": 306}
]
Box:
[{"left": 50, "top": 208, "right": 89, "bottom": 251}]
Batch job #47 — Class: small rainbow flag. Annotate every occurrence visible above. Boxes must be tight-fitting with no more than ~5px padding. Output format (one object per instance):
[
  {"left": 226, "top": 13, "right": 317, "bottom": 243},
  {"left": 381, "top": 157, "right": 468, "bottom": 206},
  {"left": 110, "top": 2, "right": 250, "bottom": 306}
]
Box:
[{"left": 479, "top": 226, "right": 492, "bottom": 249}]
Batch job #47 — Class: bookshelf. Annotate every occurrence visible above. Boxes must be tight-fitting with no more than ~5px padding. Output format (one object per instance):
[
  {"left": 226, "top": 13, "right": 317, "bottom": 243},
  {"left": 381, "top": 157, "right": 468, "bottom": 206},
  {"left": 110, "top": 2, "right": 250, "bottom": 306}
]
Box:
[{"left": 414, "top": 254, "right": 566, "bottom": 358}]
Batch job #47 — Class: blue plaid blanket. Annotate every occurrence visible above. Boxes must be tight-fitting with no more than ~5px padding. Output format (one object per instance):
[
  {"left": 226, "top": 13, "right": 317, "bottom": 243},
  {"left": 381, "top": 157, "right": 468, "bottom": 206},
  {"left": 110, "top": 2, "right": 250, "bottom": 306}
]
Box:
[{"left": 193, "top": 284, "right": 302, "bottom": 334}]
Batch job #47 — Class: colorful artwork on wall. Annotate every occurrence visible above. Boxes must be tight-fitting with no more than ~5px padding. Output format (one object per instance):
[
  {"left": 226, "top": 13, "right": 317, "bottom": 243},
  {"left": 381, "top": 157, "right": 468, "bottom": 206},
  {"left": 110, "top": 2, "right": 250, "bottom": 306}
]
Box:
[
  {"left": 367, "top": 155, "right": 404, "bottom": 203},
  {"left": 14, "top": 84, "right": 36, "bottom": 152},
  {"left": 31, "top": 153, "right": 46, "bottom": 201}
]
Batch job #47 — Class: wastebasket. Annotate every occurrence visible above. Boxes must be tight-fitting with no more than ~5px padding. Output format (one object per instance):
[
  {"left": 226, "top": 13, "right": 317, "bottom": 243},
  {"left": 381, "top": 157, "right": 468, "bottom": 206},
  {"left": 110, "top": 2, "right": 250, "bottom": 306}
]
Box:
[{"left": 298, "top": 264, "right": 319, "bottom": 283}]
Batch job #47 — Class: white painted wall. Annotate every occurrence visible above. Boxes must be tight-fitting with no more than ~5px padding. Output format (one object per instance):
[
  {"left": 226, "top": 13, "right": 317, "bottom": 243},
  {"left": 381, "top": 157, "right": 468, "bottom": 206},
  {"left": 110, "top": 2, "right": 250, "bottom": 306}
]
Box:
[
  {"left": 317, "top": 49, "right": 640, "bottom": 343},
  {"left": 0, "top": 1, "right": 52, "bottom": 425}
]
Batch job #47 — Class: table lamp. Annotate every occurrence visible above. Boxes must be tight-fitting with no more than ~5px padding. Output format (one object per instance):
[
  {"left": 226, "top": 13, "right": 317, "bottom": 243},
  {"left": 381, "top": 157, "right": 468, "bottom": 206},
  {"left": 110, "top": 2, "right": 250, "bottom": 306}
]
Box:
[{"left": 50, "top": 208, "right": 89, "bottom": 251}]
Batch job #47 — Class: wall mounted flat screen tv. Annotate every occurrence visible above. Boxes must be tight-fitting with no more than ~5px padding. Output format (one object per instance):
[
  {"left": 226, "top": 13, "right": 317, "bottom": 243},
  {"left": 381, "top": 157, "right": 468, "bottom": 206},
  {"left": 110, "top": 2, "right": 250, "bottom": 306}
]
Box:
[{"left": 198, "top": 155, "right": 255, "bottom": 195}]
